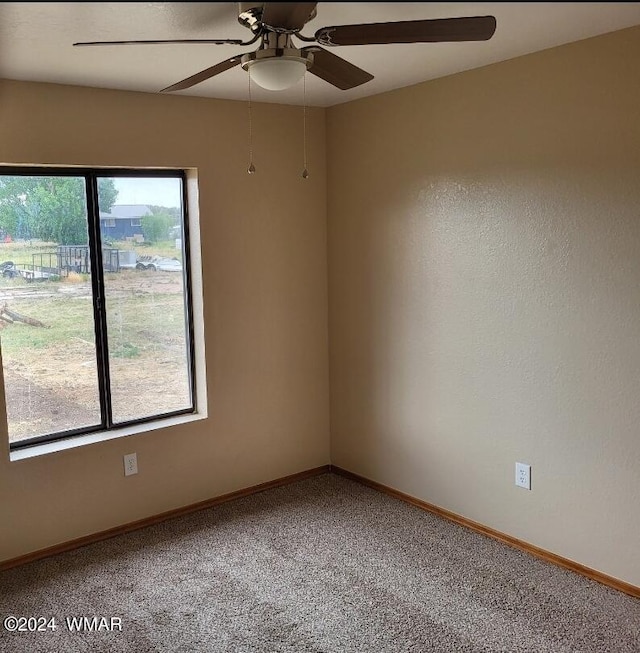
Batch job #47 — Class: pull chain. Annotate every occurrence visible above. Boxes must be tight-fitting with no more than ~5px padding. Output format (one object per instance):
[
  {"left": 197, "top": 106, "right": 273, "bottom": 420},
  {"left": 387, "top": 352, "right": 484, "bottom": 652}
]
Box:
[
  {"left": 247, "top": 66, "right": 255, "bottom": 174},
  {"left": 302, "top": 73, "right": 309, "bottom": 179}
]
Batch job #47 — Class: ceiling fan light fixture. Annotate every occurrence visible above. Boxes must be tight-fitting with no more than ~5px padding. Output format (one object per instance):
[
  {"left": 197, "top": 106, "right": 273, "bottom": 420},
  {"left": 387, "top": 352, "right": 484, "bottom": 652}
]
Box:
[
  {"left": 249, "top": 58, "right": 306, "bottom": 91},
  {"left": 241, "top": 49, "right": 314, "bottom": 91}
]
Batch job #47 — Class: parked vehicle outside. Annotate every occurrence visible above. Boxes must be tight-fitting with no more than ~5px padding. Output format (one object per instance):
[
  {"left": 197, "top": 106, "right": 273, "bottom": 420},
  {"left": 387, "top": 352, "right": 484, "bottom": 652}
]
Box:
[{"left": 135, "top": 256, "right": 182, "bottom": 272}]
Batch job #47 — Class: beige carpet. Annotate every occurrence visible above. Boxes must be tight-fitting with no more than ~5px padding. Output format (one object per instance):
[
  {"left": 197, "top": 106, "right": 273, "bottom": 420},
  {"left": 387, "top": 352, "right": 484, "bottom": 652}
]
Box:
[{"left": 0, "top": 473, "right": 638, "bottom": 652}]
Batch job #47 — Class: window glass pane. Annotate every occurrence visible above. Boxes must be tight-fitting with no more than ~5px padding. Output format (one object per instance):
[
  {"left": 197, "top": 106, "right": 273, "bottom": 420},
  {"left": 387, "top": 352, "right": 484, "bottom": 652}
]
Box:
[
  {"left": 99, "top": 176, "right": 192, "bottom": 423},
  {"left": 0, "top": 175, "right": 102, "bottom": 443}
]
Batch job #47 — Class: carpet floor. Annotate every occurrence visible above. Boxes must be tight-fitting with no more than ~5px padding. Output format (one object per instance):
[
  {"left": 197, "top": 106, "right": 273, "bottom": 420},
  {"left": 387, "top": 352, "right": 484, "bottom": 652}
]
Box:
[{"left": 0, "top": 473, "right": 638, "bottom": 652}]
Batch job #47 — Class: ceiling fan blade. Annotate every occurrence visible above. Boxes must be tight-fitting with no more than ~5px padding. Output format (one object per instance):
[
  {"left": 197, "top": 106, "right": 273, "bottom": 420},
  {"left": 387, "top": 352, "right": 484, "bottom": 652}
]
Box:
[
  {"left": 160, "top": 55, "right": 243, "bottom": 92},
  {"left": 74, "top": 39, "right": 246, "bottom": 47},
  {"left": 315, "top": 16, "right": 497, "bottom": 46},
  {"left": 302, "top": 46, "right": 373, "bottom": 90},
  {"left": 261, "top": 2, "right": 318, "bottom": 31}
]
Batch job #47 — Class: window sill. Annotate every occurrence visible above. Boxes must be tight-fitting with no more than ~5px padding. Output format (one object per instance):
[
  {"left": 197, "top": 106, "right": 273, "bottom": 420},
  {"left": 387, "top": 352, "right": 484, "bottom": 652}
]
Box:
[{"left": 9, "top": 411, "right": 206, "bottom": 462}]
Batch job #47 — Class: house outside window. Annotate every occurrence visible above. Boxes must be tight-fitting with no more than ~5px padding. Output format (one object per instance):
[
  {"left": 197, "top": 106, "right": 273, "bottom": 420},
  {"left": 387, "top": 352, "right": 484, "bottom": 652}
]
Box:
[{"left": 0, "top": 169, "right": 195, "bottom": 450}]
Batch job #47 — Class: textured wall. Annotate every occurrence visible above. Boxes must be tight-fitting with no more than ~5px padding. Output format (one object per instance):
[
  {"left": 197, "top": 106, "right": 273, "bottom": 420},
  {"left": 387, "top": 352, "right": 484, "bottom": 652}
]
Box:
[
  {"left": 0, "top": 80, "right": 330, "bottom": 561},
  {"left": 327, "top": 26, "right": 640, "bottom": 586}
]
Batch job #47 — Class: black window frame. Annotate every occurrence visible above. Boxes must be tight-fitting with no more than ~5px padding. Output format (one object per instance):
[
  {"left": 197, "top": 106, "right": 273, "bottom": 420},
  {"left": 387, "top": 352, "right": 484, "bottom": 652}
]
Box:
[{"left": 3, "top": 167, "right": 196, "bottom": 452}]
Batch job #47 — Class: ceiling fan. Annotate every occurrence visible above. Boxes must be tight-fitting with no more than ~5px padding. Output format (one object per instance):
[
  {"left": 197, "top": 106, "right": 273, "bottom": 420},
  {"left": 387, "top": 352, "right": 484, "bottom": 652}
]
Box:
[{"left": 74, "top": 2, "right": 497, "bottom": 93}]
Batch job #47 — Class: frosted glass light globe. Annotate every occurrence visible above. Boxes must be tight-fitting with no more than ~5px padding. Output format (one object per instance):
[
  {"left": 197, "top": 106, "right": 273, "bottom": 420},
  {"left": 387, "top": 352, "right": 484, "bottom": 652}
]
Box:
[{"left": 248, "top": 58, "right": 307, "bottom": 91}]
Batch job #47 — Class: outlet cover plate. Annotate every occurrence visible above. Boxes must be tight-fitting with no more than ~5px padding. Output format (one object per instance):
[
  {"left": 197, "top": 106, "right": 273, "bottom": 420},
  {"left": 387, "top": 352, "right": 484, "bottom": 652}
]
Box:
[
  {"left": 124, "top": 453, "right": 138, "bottom": 476},
  {"left": 515, "top": 462, "right": 531, "bottom": 490}
]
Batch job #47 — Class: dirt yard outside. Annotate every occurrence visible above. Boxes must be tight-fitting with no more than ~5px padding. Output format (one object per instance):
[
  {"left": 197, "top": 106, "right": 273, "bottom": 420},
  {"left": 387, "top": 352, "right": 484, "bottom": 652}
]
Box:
[{"left": 0, "top": 268, "right": 191, "bottom": 444}]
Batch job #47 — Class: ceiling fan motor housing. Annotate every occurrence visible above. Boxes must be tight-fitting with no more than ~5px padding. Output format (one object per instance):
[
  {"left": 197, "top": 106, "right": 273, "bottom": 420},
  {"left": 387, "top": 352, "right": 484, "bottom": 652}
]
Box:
[
  {"left": 238, "top": 2, "right": 318, "bottom": 34},
  {"left": 238, "top": 3, "right": 265, "bottom": 33}
]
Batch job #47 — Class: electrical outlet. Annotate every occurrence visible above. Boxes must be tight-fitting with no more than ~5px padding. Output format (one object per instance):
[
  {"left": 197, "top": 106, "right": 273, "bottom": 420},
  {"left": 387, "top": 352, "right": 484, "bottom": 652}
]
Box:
[
  {"left": 123, "top": 453, "right": 138, "bottom": 476},
  {"left": 515, "top": 462, "right": 531, "bottom": 490}
]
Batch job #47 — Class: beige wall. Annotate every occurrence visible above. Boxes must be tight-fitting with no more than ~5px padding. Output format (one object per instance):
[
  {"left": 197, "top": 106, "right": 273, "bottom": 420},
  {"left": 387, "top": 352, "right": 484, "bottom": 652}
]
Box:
[
  {"left": 327, "top": 26, "right": 640, "bottom": 587},
  {"left": 0, "top": 80, "right": 330, "bottom": 561}
]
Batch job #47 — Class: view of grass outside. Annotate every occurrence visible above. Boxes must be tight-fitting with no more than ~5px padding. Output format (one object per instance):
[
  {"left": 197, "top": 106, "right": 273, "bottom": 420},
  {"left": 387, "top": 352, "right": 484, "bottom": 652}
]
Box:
[
  {"left": 0, "top": 173, "right": 192, "bottom": 445},
  {"left": 0, "top": 241, "right": 103, "bottom": 440}
]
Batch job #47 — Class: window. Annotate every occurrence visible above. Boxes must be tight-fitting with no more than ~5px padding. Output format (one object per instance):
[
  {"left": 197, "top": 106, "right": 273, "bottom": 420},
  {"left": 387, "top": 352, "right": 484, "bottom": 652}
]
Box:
[
  {"left": 0, "top": 169, "right": 195, "bottom": 450},
  {"left": 130, "top": 218, "right": 142, "bottom": 227},
  {"left": 103, "top": 218, "right": 116, "bottom": 228}
]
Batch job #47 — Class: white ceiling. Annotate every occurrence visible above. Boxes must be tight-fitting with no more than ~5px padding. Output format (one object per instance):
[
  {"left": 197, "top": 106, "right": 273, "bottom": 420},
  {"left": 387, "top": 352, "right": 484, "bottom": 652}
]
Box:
[{"left": 1, "top": 2, "right": 639, "bottom": 107}]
